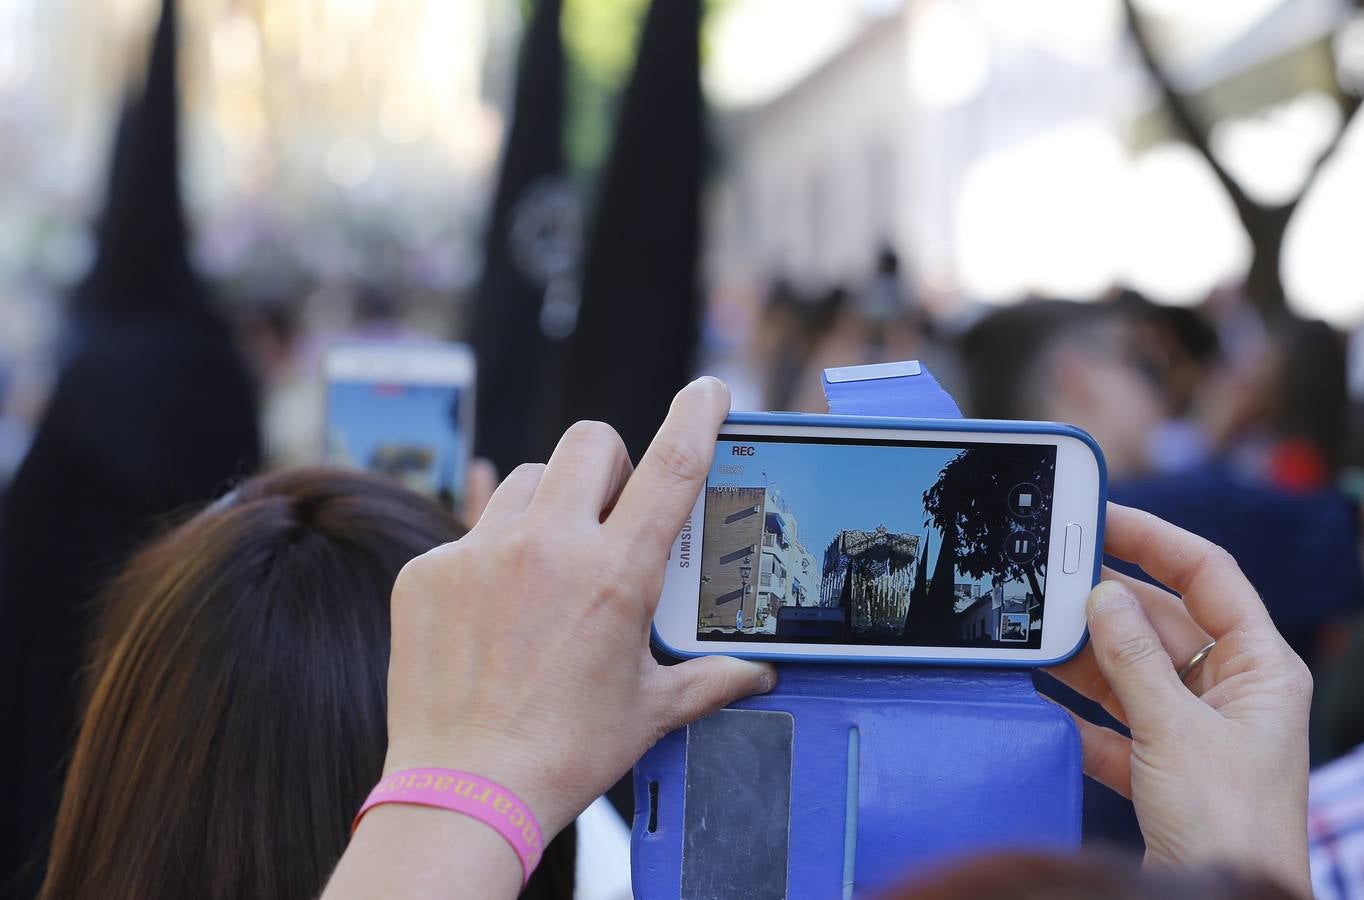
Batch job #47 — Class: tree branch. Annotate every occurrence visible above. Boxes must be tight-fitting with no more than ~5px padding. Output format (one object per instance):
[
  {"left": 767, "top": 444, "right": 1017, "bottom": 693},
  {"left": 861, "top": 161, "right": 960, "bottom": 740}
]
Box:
[
  {"left": 1290, "top": 6, "right": 1364, "bottom": 214},
  {"left": 1288, "top": 91, "right": 1360, "bottom": 215},
  {"left": 1121, "top": 0, "right": 1264, "bottom": 225}
]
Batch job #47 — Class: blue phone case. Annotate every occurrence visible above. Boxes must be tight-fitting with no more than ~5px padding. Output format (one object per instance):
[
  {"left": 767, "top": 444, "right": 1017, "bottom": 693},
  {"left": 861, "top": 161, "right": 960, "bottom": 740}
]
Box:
[
  {"left": 651, "top": 411, "right": 1107, "bottom": 669},
  {"left": 633, "top": 362, "right": 1095, "bottom": 898}
]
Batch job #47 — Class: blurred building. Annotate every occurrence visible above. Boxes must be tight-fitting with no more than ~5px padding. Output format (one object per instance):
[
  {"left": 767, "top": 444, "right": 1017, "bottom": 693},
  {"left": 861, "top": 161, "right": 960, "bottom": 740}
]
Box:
[
  {"left": 706, "top": 0, "right": 1140, "bottom": 304},
  {"left": 708, "top": 13, "right": 909, "bottom": 294},
  {"left": 0, "top": 0, "right": 515, "bottom": 334},
  {"left": 704, "top": 0, "right": 1361, "bottom": 322}
]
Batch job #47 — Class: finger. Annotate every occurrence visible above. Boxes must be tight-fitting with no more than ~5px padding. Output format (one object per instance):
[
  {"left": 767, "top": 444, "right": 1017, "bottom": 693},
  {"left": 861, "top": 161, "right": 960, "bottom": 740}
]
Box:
[
  {"left": 475, "top": 463, "right": 545, "bottom": 526},
  {"left": 1045, "top": 645, "right": 1126, "bottom": 724},
  {"left": 461, "top": 458, "right": 498, "bottom": 528},
  {"left": 608, "top": 377, "right": 730, "bottom": 563},
  {"left": 1045, "top": 567, "right": 1212, "bottom": 722},
  {"left": 1068, "top": 711, "right": 1134, "bottom": 799},
  {"left": 1085, "top": 580, "right": 1189, "bottom": 733},
  {"left": 1103, "top": 568, "right": 1213, "bottom": 668},
  {"left": 647, "top": 655, "right": 776, "bottom": 736},
  {"left": 533, "top": 421, "right": 634, "bottom": 519},
  {"left": 1104, "top": 503, "right": 1273, "bottom": 639}
]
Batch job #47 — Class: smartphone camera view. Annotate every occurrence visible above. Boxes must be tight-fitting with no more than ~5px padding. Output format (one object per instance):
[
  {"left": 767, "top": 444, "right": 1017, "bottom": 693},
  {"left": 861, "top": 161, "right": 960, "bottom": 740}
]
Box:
[
  {"left": 324, "top": 345, "right": 470, "bottom": 510},
  {"left": 697, "top": 437, "right": 1057, "bottom": 649}
]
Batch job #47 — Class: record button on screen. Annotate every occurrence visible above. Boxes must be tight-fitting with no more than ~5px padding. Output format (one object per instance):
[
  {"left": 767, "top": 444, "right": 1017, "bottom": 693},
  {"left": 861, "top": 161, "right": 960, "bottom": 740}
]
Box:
[{"left": 1008, "top": 483, "right": 1041, "bottom": 518}]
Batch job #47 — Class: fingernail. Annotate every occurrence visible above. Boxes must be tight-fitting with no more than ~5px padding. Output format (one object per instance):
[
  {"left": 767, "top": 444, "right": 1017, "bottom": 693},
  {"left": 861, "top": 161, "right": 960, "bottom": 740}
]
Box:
[
  {"left": 1087, "top": 580, "right": 1136, "bottom": 616},
  {"left": 756, "top": 664, "right": 777, "bottom": 693}
]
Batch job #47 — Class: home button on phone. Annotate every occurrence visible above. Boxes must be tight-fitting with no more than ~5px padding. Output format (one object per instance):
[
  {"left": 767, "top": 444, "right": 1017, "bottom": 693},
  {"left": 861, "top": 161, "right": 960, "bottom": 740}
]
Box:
[{"left": 1062, "top": 523, "right": 1082, "bottom": 574}]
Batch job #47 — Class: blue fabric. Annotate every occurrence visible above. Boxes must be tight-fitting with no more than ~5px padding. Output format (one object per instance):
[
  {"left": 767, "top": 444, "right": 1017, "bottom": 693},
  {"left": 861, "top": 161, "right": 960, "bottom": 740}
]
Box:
[
  {"left": 1109, "top": 466, "right": 1364, "bottom": 659},
  {"left": 633, "top": 361, "right": 1082, "bottom": 898}
]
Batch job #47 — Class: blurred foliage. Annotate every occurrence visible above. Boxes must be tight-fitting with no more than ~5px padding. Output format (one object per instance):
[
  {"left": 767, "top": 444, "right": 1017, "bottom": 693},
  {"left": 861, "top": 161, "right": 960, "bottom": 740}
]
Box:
[
  {"left": 563, "top": 0, "right": 650, "bottom": 174},
  {"left": 923, "top": 446, "right": 1057, "bottom": 602},
  {"left": 563, "top": 0, "right": 652, "bottom": 86},
  {"left": 558, "top": 0, "right": 731, "bottom": 176}
]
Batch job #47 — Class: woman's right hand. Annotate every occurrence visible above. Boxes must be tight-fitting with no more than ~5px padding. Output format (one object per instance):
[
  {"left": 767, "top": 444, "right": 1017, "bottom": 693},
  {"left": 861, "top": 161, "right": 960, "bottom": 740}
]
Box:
[
  {"left": 1047, "top": 503, "right": 1314, "bottom": 896},
  {"left": 327, "top": 378, "right": 773, "bottom": 900},
  {"left": 383, "top": 377, "right": 774, "bottom": 837}
]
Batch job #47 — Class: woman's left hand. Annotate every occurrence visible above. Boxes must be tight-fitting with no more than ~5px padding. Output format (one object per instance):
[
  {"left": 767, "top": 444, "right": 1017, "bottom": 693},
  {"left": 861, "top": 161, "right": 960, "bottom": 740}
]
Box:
[{"left": 1046, "top": 503, "right": 1313, "bottom": 896}]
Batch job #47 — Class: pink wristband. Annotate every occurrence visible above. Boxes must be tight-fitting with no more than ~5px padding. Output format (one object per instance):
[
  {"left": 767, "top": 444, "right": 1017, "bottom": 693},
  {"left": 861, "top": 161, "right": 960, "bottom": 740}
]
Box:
[{"left": 352, "top": 768, "right": 544, "bottom": 885}]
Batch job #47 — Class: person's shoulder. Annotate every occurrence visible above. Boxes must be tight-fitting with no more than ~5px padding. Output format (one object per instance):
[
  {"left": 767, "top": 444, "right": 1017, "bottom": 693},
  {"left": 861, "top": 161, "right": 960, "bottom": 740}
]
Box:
[
  {"left": 1311, "top": 744, "right": 1364, "bottom": 839},
  {"left": 1310, "top": 745, "right": 1364, "bottom": 900}
]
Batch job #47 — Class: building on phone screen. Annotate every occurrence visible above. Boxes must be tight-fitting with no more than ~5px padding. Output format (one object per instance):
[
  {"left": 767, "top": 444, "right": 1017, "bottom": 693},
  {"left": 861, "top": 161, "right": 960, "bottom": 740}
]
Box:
[
  {"left": 954, "top": 583, "right": 1000, "bottom": 642},
  {"left": 820, "top": 527, "right": 921, "bottom": 639},
  {"left": 698, "top": 483, "right": 818, "bottom": 635}
]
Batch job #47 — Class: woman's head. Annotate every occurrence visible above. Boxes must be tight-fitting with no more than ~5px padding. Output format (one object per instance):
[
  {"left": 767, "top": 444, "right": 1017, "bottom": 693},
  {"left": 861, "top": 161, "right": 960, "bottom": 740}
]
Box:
[
  {"left": 882, "top": 852, "right": 1300, "bottom": 900},
  {"left": 42, "top": 468, "right": 573, "bottom": 900}
]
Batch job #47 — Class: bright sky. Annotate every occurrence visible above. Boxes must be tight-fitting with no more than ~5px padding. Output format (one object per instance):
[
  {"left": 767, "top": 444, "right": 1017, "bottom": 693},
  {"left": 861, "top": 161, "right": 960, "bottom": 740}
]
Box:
[
  {"left": 709, "top": 437, "right": 960, "bottom": 571},
  {"left": 706, "top": 0, "right": 902, "bottom": 108},
  {"left": 706, "top": 0, "right": 1291, "bottom": 109},
  {"left": 1132, "top": 0, "right": 1293, "bottom": 62}
]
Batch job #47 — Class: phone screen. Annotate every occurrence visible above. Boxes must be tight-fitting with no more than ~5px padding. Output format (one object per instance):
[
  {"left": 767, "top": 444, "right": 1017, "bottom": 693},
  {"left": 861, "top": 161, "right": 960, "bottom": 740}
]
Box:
[
  {"left": 324, "top": 347, "right": 470, "bottom": 509},
  {"left": 697, "top": 435, "right": 1057, "bottom": 649}
]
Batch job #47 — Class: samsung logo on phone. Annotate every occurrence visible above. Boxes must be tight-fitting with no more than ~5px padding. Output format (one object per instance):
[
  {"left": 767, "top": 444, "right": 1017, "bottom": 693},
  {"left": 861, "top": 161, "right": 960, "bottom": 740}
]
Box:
[
  {"left": 731, "top": 445, "right": 756, "bottom": 456},
  {"left": 678, "top": 516, "right": 693, "bottom": 568}
]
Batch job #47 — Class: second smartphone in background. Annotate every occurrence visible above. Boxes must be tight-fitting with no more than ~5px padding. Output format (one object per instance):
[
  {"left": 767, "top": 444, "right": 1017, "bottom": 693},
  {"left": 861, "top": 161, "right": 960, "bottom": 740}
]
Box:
[{"left": 322, "top": 340, "right": 475, "bottom": 510}]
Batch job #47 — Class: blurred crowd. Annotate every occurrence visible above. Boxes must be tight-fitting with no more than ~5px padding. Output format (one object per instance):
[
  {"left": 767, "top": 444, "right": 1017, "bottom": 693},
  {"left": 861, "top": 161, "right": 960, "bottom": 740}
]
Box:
[{"left": 744, "top": 247, "right": 1364, "bottom": 757}]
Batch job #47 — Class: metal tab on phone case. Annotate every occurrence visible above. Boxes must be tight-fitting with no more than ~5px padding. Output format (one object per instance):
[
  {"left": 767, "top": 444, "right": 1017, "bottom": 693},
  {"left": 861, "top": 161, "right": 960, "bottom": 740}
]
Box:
[
  {"left": 821, "top": 359, "right": 961, "bottom": 419},
  {"left": 680, "top": 709, "right": 793, "bottom": 900},
  {"left": 823, "top": 360, "right": 922, "bottom": 384}
]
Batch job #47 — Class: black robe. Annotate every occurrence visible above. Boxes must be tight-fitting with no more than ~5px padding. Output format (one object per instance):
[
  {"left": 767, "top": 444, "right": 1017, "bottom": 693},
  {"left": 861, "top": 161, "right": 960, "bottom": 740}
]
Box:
[{"left": 0, "top": 308, "right": 260, "bottom": 898}]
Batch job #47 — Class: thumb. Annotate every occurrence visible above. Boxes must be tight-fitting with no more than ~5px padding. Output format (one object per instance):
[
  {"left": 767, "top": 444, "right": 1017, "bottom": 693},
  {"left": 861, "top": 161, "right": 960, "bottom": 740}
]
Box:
[
  {"left": 649, "top": 656, "right": 777, "bottom": 735},
  {"left": 1087, "top": 580, "right": 1187, "bottom": 731}
]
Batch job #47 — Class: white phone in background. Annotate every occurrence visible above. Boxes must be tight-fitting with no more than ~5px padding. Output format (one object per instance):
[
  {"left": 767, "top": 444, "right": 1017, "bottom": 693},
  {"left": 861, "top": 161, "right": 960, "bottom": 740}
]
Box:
[
  {"left": 322, "top": 341, "right": 475, "bottom": 510},
  {"left": 653, "top": 413, "right": 1106, "bottom": 667}
]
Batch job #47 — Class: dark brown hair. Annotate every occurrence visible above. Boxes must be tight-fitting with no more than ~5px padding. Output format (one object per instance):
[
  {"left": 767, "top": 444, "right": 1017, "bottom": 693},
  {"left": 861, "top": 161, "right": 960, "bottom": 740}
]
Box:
[
  {"left": 41, "top": 468, "right": 575, "bottom": 900},
  {"left": 956, "top": 299, "right": 1124, "bottom": 420},
  {"left": 880, "top": 851, "right": 1300, "bottom": 900}
]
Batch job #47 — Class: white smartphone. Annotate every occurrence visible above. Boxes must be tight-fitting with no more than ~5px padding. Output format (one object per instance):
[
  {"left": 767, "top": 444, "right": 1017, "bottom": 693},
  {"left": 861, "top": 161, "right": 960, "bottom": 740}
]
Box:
[
  {"left": 322, "top": 340, "right": 475, "bottom": 510},
  {"left": 654, "top": 413, "right": 1106, "bottom": 666}
]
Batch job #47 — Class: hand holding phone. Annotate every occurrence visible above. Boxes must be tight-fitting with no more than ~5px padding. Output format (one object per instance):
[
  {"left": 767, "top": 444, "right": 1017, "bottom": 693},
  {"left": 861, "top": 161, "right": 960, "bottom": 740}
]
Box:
[
  {"left": 654, "top": 413, "right": 1106, "bottom": 666},
  {"left": 1047, "top": 505, "right": 1312, "bottom": 894}
]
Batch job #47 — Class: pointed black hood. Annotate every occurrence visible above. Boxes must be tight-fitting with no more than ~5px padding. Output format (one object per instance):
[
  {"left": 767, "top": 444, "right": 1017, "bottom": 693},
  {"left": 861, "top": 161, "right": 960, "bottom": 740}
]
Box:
[
  {"left": 469, "top": 0, "right": 572, "bottom": 476},
  {"left": 74, "top": 0, "right": 198, "bottom": 320},
  {"left": 0, "top": 11, "right": 263, "bottom": 886},
  {"left": 549, "top": 0, "right": 704, "bottom": 461}
]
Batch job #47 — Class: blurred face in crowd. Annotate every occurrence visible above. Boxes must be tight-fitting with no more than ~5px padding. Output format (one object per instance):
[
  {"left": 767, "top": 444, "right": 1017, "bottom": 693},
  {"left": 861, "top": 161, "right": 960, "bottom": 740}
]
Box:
[{"left": 1046, "top": 321, "right": 1166, "bottom": 478}]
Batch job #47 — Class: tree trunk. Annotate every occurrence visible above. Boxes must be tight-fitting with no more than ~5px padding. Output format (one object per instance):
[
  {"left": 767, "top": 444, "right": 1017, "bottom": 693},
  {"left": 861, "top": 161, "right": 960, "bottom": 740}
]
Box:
[
  {"left": 1120, "top": 0, "right": 1361, "bottom": 325},
  {"left": 1025, "top": 564, "right": 1044, "bottom": 608},
  {"left": 1243, "top": 204, "right": 1296, "bottom": 325}
]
